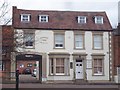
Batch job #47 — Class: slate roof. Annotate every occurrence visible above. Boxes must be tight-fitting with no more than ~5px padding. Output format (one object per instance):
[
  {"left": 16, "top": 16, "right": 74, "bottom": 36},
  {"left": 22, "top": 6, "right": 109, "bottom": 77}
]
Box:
[{"left": 13, "top": 6, "right": 112, "bottom": 31}]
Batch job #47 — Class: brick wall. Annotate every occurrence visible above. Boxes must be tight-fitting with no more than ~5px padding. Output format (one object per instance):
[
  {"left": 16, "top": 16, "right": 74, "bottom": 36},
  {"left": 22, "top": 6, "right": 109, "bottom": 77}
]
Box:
[
  {"left": 113, "top": 25, "right": 120, "bottom": 75},
  {"left": 17, "top": 60, "right": 36, "bottom": 74},
  {"left": 1, "top": 25, "right": 14, "bottom": 78}
]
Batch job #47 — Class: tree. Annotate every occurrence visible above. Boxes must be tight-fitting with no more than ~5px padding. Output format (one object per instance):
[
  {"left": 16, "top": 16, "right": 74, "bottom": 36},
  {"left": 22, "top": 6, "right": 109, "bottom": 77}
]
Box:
[{"left": 0, "top": 0, "right": 11, "bottom": 25}]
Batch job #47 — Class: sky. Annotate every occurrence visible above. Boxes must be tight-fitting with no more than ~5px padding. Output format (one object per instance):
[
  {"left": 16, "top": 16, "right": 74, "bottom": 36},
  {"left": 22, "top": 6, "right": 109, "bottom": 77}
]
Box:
[{"left": 3, "top": 0, "right": 120, "bottom": 28}]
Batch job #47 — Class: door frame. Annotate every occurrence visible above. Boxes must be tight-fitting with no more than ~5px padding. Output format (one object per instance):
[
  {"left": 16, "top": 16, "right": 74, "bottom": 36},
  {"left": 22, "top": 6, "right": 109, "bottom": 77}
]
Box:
[
  {"left": 75, "top": 59, "right": 84, "bottom": 79},
  {"left": 74, "top": 58, "right": 86, "bottom": 80}
]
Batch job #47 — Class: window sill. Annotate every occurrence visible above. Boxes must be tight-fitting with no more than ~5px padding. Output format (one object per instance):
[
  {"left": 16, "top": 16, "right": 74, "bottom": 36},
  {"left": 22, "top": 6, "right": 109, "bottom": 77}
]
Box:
[
  {"left": 25, "top": 46, "right": 35, "bottom": 49},
  {"left": 92, "top": 48, "right": 103, "bottom": 50},
  {"left": 92, "top": 74, "right": 104, "bottom": 76},
  {"left": 21, "top": 21, "right": 30, "bottom": 23},
  {"left": 53, "top": 47, "right": 65, "bottom": 49},
  {"left": 74, "top": 48, "right": 85, "bottom": 50},
  {"left": 49, "top": 74, "right": 70, "bottom": 76}
]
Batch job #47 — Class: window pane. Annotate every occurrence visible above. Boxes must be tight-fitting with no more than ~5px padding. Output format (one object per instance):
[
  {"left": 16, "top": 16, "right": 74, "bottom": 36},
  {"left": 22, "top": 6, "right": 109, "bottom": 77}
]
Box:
[
  {"left": 27, "top": 63, "right": 32, "bottom": 67},
  {"left": 21, "top": 15, "right": 30, "bottom": 22},
  {"left": 56, "top": 67, "right": 64, "bottom": 73},
  {"left": 78, "top": 16, "right": 86, "bottom": 23},
  {"left": 98, "top": 67, "right": 102, "bottom": 72},
  {"left": 98, "top": 60, "right": 102, "bottom": 67},
  {"left": 75, "top": 35, "right": 83, "bottom": 48},
  {"left": 93, "top": 58, "right": 103, "bottom": 75},
  {"left": 94, "top": 67, "right": 98, "bottom": 73},
  {"left": 95, "top": 16, "right": 103, "bottom": 24},
  {"left": 24, "top": 33, "right": 34, "bottom": 46},
  {"left": 0, "top": 61, "right": 2, "bottom": 70},
  {"left": 39, "top": 15, "right": 48, "bottom": 22},
  {"left": 94, "top": 59, "right": 97, "bottom": 67},
  {"left": 55, "top": 34, "right": 64, "bottom": 48},
  {"left": 50, "top": 59, "right": 54, "bottom": 74},
  {"left": 56, "top": 58, "right": 64, "bottom": 73},
  {"left": 94, "top": 35, "right": 102, "bottom": 49}
]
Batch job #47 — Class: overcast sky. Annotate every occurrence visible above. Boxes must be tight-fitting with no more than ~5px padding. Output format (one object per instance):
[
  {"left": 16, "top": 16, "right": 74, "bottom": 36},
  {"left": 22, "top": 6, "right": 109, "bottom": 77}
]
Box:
[{"left": 6, "top": 0, "right": 120, "bottom": 28}]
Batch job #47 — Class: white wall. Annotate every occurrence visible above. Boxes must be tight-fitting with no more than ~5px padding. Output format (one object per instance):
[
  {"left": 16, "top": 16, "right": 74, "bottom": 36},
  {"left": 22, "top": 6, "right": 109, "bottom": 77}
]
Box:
[{"left": 16, "top": 29, "right": 110, "bottom": 81}]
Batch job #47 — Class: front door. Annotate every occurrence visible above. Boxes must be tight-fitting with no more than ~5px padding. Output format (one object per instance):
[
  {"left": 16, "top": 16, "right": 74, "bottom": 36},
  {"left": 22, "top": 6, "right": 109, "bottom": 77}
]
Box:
[{"left": 75, "top": 60, "right": 83, "bottom": 79}]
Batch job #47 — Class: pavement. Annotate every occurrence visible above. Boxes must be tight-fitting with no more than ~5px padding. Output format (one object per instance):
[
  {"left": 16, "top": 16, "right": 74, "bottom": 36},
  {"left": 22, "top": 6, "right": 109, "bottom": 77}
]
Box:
[
  {"left": 0, "top": 75, "right": 120, "bottom": 90},
  {"left": 1, "top": 83, "right": 120, "bottom": 89}
]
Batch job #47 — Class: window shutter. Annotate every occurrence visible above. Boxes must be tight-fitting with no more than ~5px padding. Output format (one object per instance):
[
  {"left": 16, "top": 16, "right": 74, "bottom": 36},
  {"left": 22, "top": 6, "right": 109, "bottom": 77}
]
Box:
[
  {"left": 30, "top": 15, "right": 31, "bottom": 21},
  {"left": 38, "top": 15, "right": 39, "bottom": 22},
  {"left": 20, "top": 15, "right": 21, "bottom": 21},
  {"left": 86, "top": 17, "right": 88, "bottom": 22},
  {"left": 76, "top": 17, "right": 78, "bottom": 23},
  {"left": 92, "top": 16, "right": 95, "bottom": 23}
]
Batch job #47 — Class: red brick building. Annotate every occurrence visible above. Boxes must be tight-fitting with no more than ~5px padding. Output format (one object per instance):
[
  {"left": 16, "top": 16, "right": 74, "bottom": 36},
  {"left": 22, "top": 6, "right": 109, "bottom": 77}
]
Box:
[
  {"left": 1, "top": 25, "right": 14, "bottom": 78},
  {"left": 113, "top": 24, "right": 120, "bottom": 83}
]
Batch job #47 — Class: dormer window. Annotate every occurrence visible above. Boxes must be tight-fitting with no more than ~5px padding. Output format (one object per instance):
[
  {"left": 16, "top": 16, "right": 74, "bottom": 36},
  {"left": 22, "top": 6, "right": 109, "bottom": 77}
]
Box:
[
  {"left": 78, "top": 16, "right": 86, "bottom": 24},
  {"left": 21, "top": 14, "right": 30, "bottom": 22},
  {"left": 95, "top": 16, "right": 103, "bottom": 24},
  {"left": 39, "top": 15, "right": 48, "bottom": 22}
]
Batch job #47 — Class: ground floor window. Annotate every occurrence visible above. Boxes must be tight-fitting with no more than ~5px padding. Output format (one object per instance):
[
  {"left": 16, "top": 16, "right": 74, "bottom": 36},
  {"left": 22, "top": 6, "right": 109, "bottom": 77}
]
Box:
[
  {"left": 49, "top": 57, "right": 69, "bottom": 75},
  {"left": 56, "top": 58, "right": 64, "bottom": 74},
  {"left": 0, "top": 61, "right": 5, "bottom": 71},
  {"left": 92, "top": 56, "right": 104, "bottom": 75}
]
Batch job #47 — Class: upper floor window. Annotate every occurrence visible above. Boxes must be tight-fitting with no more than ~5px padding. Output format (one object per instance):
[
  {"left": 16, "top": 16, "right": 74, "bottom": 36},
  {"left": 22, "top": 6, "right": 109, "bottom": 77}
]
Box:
[
  {"left": 24, "top": 33, "right": 35, "bottom": 48},
  {"left": 93, "top": 34, "right": 103, "bottom": 50},
  {"left": 75, "top": 34, "right": 84, "bottom": 49},
  {"left": 19, "top": 64, "right": 24, "bottom": 68},
  {"left": 0, "top": 61, "right": 5, "bottom": 71},
  {"left": 21, "top": 14, "right": 30, "bottom": 22},
  {"left": 78, "top": 16, "right": 86, "bottom": 24},
  {"left": 27, "top": 63, "right": 32, "bottom": 67},
  {"left": 94, "top": 16, "right": 103, "bottom": 24},
  {"left": 39, "top": 15, "right": 48, "bottom": 22},
  {"left": 54, "top": 34, "right": 64, "bottom": 48}
]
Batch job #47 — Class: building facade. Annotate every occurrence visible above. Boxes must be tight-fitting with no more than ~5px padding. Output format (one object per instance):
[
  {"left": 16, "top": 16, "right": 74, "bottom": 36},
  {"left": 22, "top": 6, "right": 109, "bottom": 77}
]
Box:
[
  {"left": 113, "top": 24, "right": 120, "bottom": 83},
  {"left": 0, "top": 25, "right": 14, "bottom": 79},
  {"left": 12, "top": 6, "right": 112, "bottom": 83}
]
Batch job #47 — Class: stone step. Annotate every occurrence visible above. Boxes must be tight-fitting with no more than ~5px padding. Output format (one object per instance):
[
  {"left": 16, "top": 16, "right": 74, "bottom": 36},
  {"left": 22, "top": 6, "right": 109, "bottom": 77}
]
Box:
[{"left": 75, "top": 79, "right": 88, "bottom": 84}]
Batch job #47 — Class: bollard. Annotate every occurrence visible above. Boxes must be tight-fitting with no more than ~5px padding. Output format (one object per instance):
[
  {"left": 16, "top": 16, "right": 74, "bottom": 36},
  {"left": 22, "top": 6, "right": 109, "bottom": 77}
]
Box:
[{"left": 16, "top": 70, "right": 19, "bottom": 90}]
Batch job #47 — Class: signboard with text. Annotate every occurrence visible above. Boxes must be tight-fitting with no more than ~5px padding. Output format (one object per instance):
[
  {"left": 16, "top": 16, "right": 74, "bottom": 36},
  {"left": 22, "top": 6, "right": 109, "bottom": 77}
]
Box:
[{"left": 16, "top": 54, "right": 42, "bottom": 61}]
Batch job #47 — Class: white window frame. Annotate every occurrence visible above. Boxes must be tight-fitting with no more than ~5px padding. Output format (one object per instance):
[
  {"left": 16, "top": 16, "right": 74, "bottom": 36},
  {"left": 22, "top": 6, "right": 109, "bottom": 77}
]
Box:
[
  {"left": 21, "top": 14, "right": 30, "bottom": 22},
  {"left": 75, "top": 34, "right": 84, "bottom": 49},
  {"left": 78, "top": 16, "right": 86, "bottom": 24},
  {"left": 93, "top": 34, "right": 103, "bottom": 50},
  {"left": 54, "top": 34, "right": 64, "bottom": 49},
  {"left": 39, "top": 15, "right": 48, "bottom": 22},
  {"left": 95, "top": 16, "right": 103, "bottom": 24}
]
